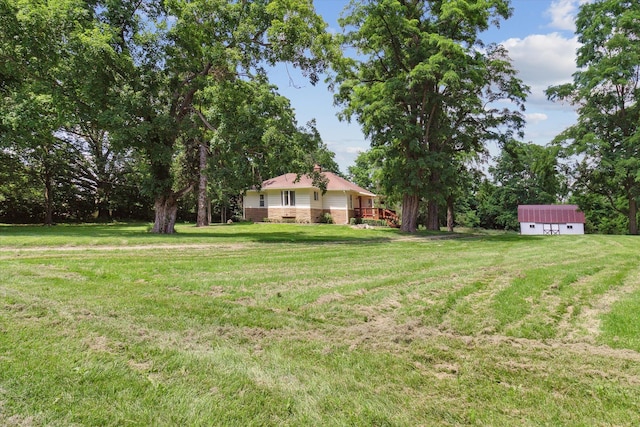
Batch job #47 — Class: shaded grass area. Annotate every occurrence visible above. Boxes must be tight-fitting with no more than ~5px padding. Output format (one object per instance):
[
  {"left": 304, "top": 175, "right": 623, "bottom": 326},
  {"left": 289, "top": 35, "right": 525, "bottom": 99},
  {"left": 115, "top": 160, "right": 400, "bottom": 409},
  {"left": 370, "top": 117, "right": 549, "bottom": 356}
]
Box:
[{"left": 1, "top": 224, "right": 640, "bottom": 425}]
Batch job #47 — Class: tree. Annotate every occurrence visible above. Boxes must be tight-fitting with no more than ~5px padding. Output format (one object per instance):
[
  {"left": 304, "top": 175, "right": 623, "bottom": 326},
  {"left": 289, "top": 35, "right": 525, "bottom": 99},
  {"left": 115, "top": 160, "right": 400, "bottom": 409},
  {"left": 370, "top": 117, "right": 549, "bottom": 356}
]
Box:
[
  {"left": 348, "top": 150, "right": 382, "bottom": 193},
  {"left": 194, "top": 79, "right": 335, "bottom": 226},
  {"left": 546, "top": 0, "right": 640, "bottom": 234},
  {"left": 334, "top": 0, "right": 527, "bottom": 233},
  {"left": 479, "top": 140, "right": 564, "bottom": 230},
  {"left": 96, "top": 0, "right": 335, "bottom": 233},
  {"left": 1, "top": 0, "right": 127, "bottom": 223}
]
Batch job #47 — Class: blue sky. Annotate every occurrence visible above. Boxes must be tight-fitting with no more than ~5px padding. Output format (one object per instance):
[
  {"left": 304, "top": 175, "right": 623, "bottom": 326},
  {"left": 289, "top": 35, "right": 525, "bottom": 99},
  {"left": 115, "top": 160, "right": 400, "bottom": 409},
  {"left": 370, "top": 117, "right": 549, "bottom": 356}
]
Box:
[{"left": 270, "top": 0, "right": 586, "bottom": 173}]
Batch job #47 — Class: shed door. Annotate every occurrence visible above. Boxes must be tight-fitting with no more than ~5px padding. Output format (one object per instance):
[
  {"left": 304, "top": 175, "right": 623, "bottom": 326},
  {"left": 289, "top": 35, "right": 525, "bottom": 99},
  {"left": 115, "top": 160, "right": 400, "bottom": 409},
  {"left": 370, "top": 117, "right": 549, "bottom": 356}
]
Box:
[{"left": 543, "top": 223, "right": 560, "bottom": 235}]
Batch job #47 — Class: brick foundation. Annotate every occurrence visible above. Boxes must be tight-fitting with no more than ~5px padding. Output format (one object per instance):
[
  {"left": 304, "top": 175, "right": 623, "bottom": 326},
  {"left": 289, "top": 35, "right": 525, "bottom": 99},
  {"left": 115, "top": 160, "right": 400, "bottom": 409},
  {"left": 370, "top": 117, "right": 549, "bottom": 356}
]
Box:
[
  {"left": 244, "top": 208, "right": 268, "bottom": 222},
  {"left": 327, "top": 209, "right": 348, "bottom": 224}
]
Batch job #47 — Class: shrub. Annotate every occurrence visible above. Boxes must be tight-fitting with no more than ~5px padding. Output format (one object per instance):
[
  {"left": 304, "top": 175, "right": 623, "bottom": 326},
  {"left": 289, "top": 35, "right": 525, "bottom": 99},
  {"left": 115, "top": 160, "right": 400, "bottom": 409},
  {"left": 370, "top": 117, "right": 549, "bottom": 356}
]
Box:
[{"left": 320, "top": 213, "right": 334, "bottom": 224}]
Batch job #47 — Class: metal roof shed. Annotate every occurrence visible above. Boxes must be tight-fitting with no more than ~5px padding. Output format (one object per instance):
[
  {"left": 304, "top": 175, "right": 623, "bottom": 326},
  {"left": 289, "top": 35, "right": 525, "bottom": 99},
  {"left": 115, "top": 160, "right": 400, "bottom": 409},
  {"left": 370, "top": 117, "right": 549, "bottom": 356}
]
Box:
[{"left": 518, "top": 205, "right": 585, "bottom": 235}]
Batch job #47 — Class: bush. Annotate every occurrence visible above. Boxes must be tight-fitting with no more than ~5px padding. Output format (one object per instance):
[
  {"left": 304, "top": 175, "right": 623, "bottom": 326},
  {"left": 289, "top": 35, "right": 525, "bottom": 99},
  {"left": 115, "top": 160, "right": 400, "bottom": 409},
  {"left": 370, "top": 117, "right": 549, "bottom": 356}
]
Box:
[{"left": 320, "top": 213, "right": 334, "bottom": 224}]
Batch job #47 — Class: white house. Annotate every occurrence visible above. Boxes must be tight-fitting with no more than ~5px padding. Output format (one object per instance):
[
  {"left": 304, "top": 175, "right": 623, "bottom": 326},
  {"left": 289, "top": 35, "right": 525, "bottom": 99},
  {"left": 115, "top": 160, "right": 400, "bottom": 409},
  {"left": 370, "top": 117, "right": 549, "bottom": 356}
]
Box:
[
  {"left": 518, "top": 205, "right": 585, "bottom": 235},
  {"left": 243, "top": 167, "right": 397, "bottom": 224}
]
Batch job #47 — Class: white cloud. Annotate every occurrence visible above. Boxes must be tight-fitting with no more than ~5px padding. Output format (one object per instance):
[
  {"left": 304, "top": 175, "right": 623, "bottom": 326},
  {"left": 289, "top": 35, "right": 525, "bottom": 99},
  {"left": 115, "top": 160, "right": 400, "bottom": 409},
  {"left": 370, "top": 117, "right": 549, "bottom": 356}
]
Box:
[
  {"left": 502, "top": 32, "right": 579, "bottom": 105},
  {"left": 546, "top": 0, "right": 580, "bottom": 31},
  {"left": 525, "top": 113, "right": 548, "bottom": 124},
  {"left": 546, "top": 0, "right": 591, "bottom": 31}
]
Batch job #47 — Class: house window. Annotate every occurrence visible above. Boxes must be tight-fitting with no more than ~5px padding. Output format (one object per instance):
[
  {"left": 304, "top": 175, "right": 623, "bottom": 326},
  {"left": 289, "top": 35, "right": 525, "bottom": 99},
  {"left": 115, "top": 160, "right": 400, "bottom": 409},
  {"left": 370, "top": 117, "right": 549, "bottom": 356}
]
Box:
[
  {"left": 313, "top": 191, "right": 319, "bottom": 201},
  {"left": 281, "top": 190, "right": 295, "bottom": 206},
  {"left": 259, "top": 194, "right": 265, "bottom": 207},
  {"left": 529, "top": 224, "right": 535, "bottom": 228},
  {"left": 348, "top": 195, "right": 353, "bottom": 209}
]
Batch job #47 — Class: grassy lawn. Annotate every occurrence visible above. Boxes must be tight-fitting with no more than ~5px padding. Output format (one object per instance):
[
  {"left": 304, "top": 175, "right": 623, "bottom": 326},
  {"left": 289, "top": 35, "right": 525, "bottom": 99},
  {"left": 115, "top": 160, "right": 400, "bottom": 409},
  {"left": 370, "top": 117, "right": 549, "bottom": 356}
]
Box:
[{"left": 1, "top": 223, "right": 640, "bottom": 426}]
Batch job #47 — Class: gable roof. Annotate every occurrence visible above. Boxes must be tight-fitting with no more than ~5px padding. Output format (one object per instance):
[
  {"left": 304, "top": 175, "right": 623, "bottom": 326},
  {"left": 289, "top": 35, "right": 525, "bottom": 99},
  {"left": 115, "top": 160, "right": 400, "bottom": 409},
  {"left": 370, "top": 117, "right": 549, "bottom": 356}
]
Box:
[
  {"left": 518, "top": 204, "right": 585, "bottom": 224},
  {"left": 258, "top": 172, "right": 376, "bottom": 197}
]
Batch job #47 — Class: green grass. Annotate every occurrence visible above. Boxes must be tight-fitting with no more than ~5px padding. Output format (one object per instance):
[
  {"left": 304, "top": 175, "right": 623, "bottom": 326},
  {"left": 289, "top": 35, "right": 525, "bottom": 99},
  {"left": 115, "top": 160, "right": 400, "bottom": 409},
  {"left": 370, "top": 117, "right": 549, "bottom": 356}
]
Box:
[{"left": 1, "top": 223, "right": 640, "bottom": 425}]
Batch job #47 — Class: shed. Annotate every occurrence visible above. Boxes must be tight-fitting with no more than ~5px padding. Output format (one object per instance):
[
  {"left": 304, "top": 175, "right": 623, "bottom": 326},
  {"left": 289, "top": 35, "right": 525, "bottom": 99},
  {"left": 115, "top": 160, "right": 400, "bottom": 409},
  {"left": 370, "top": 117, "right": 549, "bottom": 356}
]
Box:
[{"left": 518, "top": 204, "right": 585, "bottom": 235}]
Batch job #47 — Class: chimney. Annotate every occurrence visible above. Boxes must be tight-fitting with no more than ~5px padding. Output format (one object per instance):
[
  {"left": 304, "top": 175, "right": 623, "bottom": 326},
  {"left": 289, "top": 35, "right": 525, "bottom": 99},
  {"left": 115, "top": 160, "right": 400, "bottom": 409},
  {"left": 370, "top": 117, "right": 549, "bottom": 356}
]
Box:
[{"left": 313, "top": 164, "right": 322, "bottom": 172}]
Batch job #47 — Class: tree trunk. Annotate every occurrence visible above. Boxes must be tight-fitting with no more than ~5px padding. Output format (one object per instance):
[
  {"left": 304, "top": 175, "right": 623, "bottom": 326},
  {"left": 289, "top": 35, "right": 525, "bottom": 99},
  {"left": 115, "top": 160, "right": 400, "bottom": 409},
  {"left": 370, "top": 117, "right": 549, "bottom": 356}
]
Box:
[
  {"left": 400, "top": 193, "right": 419, "bottom": 233},
  {"left": 152, "top": 184, "right": 194, "bottom": 234},
  {"left": 96, "top": 184, "right": 111, "bottom": 221},
  {"left": 44, "top": 171, "right": 53, "bottom": 226},
  {"left": 629, "top": 197, "right": 638, "bottom": 235},
  {"left": 446, "top": 196, "right": 454, "bottom": 232},
  {"left": 196, "top": 141, "right": 209, "bottom": 227},
  {"left": 152, "top": 193, "right": 179, "bottom": 234},
  {"left": 427, "top": 198, "right": 439, "bottom": 231}
]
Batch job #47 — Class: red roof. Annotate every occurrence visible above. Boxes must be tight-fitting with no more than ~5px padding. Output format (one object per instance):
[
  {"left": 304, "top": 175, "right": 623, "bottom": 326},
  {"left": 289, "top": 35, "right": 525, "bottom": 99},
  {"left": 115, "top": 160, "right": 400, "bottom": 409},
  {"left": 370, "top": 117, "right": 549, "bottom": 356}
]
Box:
[
  {"left": 260, "top": 172, "right": 376, "bottom": 197},
  {"left": 518, "top": 205, "right": 585, "bottom": 224}
]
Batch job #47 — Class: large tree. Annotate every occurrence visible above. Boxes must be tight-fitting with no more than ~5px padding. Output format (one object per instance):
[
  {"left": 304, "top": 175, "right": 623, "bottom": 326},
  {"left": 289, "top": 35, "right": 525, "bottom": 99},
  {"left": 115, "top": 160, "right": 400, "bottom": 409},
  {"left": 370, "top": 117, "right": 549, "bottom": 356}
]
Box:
[
  {"left": 96, "top": 0, "right": 335, "bottom": 233},
  {"left": 546, "top": 0, "right": 640, "bottom": 234},
  {"left": 333, "top": 0, "right": 527, "bottom": 232}
]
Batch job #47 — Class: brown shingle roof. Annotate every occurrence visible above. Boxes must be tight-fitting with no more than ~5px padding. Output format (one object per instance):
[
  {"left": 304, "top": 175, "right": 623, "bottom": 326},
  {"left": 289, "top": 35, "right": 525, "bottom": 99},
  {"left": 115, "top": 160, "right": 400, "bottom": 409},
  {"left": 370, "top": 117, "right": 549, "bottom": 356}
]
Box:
[
  {"left": 260, "top": 172, "right": 376, "bottom": 197},
  {"left": 518, "top": 205, "right": 585, "bottom": 224}
]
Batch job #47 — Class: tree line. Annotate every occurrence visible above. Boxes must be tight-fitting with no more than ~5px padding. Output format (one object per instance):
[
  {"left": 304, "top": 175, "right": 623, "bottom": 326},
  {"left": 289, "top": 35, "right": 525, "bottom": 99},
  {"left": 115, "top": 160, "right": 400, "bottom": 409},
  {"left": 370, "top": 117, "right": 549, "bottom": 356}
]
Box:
[{"left": 1, "top": 0, "right": 639, "bottom": 234}]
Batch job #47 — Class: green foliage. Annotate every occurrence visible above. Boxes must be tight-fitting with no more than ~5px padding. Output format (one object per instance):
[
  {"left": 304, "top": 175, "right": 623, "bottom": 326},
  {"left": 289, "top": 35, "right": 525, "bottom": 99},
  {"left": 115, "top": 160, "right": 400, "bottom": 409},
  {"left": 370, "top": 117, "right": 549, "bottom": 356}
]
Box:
[
  {"left": 333, "top": 0, "right": 527, "bottom": 232},
  {"left": 0, "top": 150, "right": 43, "bottom": 222},
  {"left": 478, "top": 140, "right": 565, "bottom": 230},
  {"left": 348, "top": 149, "right": 382, "bottom": 193},
  {"left": 319, "top": 213, "right": 334, "bottom": 224},
  {"left": 546, "top": 0, "right": 640, "bottom": 234},
  {"left": 0, "top": 0, "right": 338, "bottom": 231}
]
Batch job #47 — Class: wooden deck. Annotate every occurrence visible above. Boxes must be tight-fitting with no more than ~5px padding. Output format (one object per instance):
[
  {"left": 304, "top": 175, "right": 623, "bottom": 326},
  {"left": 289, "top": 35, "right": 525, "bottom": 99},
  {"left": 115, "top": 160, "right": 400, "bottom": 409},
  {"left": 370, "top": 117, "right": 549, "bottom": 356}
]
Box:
[{"left": 354, "top": 208, "right": 399, "bottom": 227}]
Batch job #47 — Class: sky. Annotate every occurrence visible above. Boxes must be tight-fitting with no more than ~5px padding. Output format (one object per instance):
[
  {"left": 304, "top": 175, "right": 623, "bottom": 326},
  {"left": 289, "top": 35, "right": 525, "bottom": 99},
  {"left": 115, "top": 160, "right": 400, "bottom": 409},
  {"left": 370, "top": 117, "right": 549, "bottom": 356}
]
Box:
[{"left": 269, "top": 0, "right": 587, "bottom": 174}]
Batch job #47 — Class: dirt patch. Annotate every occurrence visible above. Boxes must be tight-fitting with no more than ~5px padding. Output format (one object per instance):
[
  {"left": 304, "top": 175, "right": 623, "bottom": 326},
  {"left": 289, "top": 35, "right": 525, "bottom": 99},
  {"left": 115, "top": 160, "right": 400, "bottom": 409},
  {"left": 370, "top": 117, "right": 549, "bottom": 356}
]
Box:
[
  {"left": 167, "top": 285, "right": 226, "bottom": 298},
  {"left": 0, "top": 243, "right": 252, "bottom": 253},
  {"left": 571, "top": 273, "right": 640, "bottom": 343},
  {"left": 128, "top": 359, "right": 153, "bottom": 372},
  {"left": 311, "top": 292, "right": 345, "bottom": 306}
]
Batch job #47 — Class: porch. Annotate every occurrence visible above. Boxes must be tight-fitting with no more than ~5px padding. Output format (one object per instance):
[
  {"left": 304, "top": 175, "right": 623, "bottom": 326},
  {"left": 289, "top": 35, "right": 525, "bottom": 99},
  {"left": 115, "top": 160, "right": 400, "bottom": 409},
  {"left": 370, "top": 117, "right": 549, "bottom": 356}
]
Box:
[{"left": 354, "top": 207, "right": 399, "bottom": 226}]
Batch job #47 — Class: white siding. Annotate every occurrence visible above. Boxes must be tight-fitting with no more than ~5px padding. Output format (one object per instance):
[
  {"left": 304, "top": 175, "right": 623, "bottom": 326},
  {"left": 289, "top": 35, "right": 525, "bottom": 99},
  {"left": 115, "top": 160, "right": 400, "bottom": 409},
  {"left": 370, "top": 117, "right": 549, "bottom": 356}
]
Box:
[
  {"left": 559, "top": 223, "right": 584, "bottom": 235},
  {"left": 520, "top": 222, "right": 584, "bottom": 235},
  {"left": 322, "top": 191, "right": 348, "bottom": 210},
  {"left": 295, "top": 190, "right": 311, "bottom": 208},
  {"left": 520, "top": 222, "right": 543, "bottom": 235},
  {"left": 266, "top": 190, "right": 280, "bottom": 207},
  {"left": 243, "top": 192, "right": 262, "bottom": 209},
  {"left": 310, "top": 190, "right": 322, "bottom": 210}
]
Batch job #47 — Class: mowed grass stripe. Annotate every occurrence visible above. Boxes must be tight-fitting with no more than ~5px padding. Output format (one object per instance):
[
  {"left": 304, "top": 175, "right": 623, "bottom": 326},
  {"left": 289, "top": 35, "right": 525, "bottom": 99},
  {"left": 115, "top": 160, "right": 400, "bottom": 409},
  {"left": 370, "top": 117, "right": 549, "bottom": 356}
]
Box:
[{"left": 1, "top": 224, "right": 640, "bottom": 425}]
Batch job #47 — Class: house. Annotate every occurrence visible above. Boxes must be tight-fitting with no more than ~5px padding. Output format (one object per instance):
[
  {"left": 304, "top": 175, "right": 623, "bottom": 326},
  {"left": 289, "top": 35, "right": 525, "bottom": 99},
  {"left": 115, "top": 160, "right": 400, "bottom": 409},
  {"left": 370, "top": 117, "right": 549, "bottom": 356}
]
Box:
[
  {"left": 243, "top": 166, "right": 397, "bottom": 224},
  {"left": 518, "top": 204, "right": 585, "bottom": 235}
]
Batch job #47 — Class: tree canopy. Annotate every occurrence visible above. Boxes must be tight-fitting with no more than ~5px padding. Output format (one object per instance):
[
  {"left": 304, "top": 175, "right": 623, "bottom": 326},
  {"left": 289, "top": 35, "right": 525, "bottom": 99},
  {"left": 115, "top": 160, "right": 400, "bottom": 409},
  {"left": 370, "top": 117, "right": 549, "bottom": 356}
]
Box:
[
  {"left": 546, "top": 0, "right": 640, "bottom": 234},
  {"left": 333, "top": 0, "right": 528, "bottom": 232},
  {"left": 1, "top": 0, "right": 339, "bottom": 231}
]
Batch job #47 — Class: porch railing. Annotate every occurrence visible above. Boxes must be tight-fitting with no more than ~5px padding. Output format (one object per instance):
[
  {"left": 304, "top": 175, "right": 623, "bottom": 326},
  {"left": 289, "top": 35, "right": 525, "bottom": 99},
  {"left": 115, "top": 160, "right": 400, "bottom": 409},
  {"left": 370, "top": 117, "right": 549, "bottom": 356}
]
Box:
[{"left": 354, "top": 207, "right": 397, "bottom": 221}]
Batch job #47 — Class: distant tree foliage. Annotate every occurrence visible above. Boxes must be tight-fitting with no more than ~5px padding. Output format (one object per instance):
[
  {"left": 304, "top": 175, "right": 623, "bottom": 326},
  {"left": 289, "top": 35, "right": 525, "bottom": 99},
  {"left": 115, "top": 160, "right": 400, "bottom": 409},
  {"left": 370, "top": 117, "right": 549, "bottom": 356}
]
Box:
[
  {"left": 477, "top": 140, "right": 565, "bottom": 230},
  {"left": 546, "top": 0, "right": 640, "bottom": 234}
]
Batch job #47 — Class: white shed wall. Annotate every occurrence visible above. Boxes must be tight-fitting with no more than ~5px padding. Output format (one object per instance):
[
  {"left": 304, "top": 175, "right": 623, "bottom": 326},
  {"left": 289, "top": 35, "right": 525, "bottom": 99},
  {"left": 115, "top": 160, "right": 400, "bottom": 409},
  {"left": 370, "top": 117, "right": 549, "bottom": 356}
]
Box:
[
  {"left": 520, "top": 222, "right": 584, "bottom": 235},
  {"left": 520, "top": 222, "right": 542, "bottom": 235},
  {"left": 559, "top": 223, "right": 584, "bottom": 235}
]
